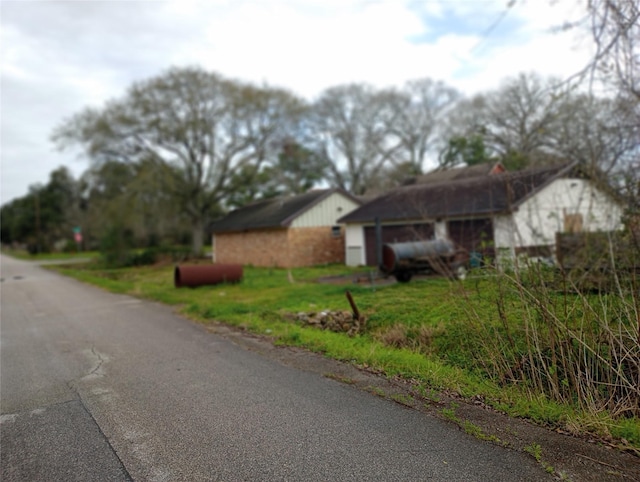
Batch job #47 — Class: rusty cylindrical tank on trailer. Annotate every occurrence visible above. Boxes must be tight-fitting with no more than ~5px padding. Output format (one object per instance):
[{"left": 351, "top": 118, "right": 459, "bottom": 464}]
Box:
[
  {"left": 380, "top": 239, "right": 469, "bottom": 282},
  {"left": 174, "top": 264, "right": 243, "bottom": 288},
  {"left": 381, "top": 239, "right": 457, "bottom": 273}
]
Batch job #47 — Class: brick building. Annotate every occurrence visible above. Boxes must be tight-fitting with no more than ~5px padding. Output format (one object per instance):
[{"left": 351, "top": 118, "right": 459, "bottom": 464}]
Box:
[{"left": 209, "top": 189, "right": 361, "bottom": 268}]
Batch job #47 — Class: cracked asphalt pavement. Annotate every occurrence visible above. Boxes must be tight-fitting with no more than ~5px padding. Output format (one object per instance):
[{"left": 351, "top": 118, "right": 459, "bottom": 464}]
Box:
[{"left": 0, "top": 255, "right": 551, "bottom": 481}]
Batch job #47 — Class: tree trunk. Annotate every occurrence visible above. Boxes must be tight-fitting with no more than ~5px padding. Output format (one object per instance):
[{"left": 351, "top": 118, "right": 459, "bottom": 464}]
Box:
[{"left": 191, "top": 218, "right": 204, "bottom": 256}]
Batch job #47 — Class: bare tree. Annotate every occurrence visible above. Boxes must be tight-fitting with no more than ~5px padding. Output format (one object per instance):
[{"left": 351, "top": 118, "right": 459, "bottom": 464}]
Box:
[
  {"left": 550, "top": 93, "right": 639, "bottom": 173},
  {"left": 443, "top": 71, "right": 638, "bottom": 177},
  {"left": 309, "top": 79, "right": 459, "bottom": 195},
  {"left": 310, "top": 83, "right": 403, "bottom": 195},
  {"left": 386, "top": 78, "right": 461, "bottom": 174},
  {"left": 583, "top": 1, "right": 640, "bottom": 206},
  {"left": 444, "top": 73, "right": 572, "bottom": 169},
  {"left": 581, "top": 0, "right": 640, "bottom": 100}
]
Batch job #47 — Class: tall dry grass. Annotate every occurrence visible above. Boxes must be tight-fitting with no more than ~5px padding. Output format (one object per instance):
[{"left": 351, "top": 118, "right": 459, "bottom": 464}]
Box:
[{"left": 457, "top": 236, "right": 639, "bottom": 421}]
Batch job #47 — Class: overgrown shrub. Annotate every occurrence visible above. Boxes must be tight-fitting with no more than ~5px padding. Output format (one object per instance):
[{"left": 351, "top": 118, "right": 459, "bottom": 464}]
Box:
[
  {"left": 127, "top": 249, "right": 157, "bottom": 266},
  {"left": 99, "top": 226, "right": 134, "bottom": 268},
  {"left": 61, "top": 239, "right": 79, "bottom": 253},
  {"left": 451, "top": 258, "right": 639, "bottom": 421}
]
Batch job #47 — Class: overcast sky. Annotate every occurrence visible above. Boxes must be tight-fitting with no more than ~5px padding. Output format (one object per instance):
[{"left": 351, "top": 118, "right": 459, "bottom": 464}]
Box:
[{"left": 1, "top": 0, "right": 592, "bottom": 206}]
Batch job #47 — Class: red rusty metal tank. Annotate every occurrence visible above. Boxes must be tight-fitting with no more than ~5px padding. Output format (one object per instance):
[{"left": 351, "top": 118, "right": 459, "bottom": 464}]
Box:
[{"left": 174, "top": 264, "right": 243, "bottom": 288}]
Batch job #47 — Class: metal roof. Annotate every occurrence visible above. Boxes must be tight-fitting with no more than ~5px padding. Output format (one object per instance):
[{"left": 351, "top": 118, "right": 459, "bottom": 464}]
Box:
[{"left": 338, "top": 163, "right": 579, "bottom": 224}]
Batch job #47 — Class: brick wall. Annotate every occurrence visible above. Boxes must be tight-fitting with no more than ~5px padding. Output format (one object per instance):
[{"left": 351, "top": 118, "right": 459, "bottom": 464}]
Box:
[
  {"left": 287, "top": 226, "right": 345, "bottom": 267},
  {"left": 213, "top": 226, "right": 345, "bottom": 267},
  {"left": 214, "top": 229, "right": 290, "bottom": 267}
]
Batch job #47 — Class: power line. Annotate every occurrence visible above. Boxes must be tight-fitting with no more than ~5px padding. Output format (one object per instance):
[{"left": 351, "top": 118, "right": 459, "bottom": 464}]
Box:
[{"left": 471, "top": 0, "right": 517, "bottom": 54}]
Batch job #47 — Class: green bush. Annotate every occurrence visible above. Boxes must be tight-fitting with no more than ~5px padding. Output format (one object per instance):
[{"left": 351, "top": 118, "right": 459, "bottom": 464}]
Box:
[{"left": 127, "top": 249, "right": 157, "bottom": 266}]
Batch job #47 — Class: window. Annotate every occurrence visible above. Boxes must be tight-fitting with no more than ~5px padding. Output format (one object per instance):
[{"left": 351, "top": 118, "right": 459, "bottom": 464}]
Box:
[{"left": 331, "top": 225, "right": 341, "bottom": 237}]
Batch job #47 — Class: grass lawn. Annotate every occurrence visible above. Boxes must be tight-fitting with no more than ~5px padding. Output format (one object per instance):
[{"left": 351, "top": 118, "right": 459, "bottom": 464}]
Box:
[{"left": 51, "top": 261, "right": 640, "bottom": 450}]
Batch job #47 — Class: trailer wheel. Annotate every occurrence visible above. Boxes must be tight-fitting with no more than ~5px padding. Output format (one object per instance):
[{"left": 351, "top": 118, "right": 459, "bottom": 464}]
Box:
[{"left": 395, "top": 271, "right": 413, "bottom": 283}]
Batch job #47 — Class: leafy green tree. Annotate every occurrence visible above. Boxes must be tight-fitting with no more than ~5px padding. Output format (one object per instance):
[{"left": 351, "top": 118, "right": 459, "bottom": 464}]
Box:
[
  {"left": 53, "top": 67, "right": 305, "bottom": 254},
  {"left": 0, "top": 195, "right": 36, "bottom": 247},
  {"left": 79, "top": 159, "right": 195, "bottom": 251},
  {"left": 269, "top": 140, "right": 328, "bottom": 195},
  {"left": 40, "top": 166, "right": 80, "bottom": 240},
  {"left": 225, "top": 141, "right": 327, "bottom": 208},
  {"left": 438, "top": 135, "right": 493, "bottom": 168},
  {"left": 0, "top": 167, "right": 80, "bottom": 253},
  {"left": 224, "top": 164, "right": 277, "bottom": 209},
  {"left": 78, "top": 160, "right": 137, "bottom": 251}
]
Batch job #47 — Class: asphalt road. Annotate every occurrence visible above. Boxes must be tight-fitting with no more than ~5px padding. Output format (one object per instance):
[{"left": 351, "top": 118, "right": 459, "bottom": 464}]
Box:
[{"left": 0, "top": 255, "right": 549, "bottom": 481}]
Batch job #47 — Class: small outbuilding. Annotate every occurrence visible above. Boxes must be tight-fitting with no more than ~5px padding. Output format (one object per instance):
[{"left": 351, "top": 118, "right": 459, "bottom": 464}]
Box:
[
  {"left": 210, "top": 189, "right": 361, "bottom": 268},
  {"left": 338, "top": 162, "right": 623, "bottom": 267}
]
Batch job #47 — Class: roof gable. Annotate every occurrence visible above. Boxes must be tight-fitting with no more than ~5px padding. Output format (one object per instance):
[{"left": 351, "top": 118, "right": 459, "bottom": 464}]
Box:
[
  {"left": 211, "top": 189, "right": 358, "bottom": 233},
  {"left": 339, "top": 163, "right": 579, "bottom": 224}
]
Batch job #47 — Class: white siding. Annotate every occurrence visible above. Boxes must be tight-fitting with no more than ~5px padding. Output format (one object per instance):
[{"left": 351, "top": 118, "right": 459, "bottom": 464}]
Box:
[
  {"left": 510, "top": 178, "right": 622, "bottom": 248},
  {"left": 434, "top": 221, "right": 448, "bottom": 240},
  {"left": 346, "top": 247, "right": 363, "bottom": 267},
  {"left": 291, "top": 193, "right": 361, "bottom": 228},
  {"left": 345, "top": 224, "right": 365, "bottom": 266},
  {"left": 493, "top": 215, "right": 517, "bottom": 265},
  {"left": 341, "top": 178, "right": 623, "bottom": 268},
  {"left": 493, "top": 215, "right": 518, "bottom": 250},
  {"left": 491, "top": 178, "right": 623, "bottom": 266}
]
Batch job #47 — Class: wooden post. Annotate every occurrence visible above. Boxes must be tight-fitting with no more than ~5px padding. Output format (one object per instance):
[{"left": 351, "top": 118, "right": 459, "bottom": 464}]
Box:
[{"left": 345, "top": 290, "right": 361, "bottom": 322}]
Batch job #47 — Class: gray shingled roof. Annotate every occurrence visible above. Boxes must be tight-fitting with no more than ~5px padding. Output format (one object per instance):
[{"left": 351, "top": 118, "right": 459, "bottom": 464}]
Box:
[
  {"left": 408, "top": 162, "right": 504, "bottom": 185},
  {"left": 210, "top": 189, "right": 357, "bottom": 233},
  {"left": 338, "top": 163, "right": 580, "bottom": 224}
]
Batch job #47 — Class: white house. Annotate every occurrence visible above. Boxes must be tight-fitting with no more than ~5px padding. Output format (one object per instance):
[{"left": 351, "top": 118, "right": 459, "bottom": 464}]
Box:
[{"left": 338, "top": 163, "right": 623, "bottom": 267}]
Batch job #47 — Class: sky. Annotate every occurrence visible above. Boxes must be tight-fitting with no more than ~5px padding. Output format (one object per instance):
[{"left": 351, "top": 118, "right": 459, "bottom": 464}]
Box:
[{"left": 1, "top": 0, "right": 593, "bottom": 206}]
